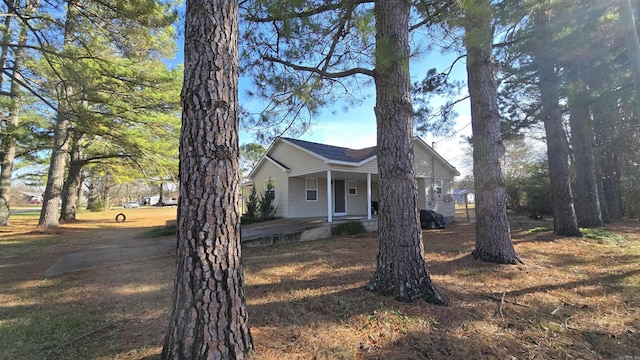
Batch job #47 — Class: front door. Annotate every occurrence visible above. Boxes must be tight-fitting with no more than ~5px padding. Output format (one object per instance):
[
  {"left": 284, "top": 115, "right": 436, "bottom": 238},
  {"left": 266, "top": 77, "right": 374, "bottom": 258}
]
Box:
[{"left": 334, "top": 179, "right": 346, "bottom": 215}]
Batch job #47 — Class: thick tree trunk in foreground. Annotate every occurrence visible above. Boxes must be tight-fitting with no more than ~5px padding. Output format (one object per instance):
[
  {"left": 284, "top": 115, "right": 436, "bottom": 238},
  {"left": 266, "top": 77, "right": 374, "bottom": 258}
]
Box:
[
  {"left": 464, "top": 0, "right": 521, "bottom": 264},
  {"left": 567, "top": 78, "right": 603, "bottom": 228},
  {"left": 367, "top": 0, "right": 445, "bottom": 305},
  {"left": 532, "top": 8, "right": 581, "bottom": 237},
  {"left": 162, "top": 0, "right": 253, "bottom": 358}
]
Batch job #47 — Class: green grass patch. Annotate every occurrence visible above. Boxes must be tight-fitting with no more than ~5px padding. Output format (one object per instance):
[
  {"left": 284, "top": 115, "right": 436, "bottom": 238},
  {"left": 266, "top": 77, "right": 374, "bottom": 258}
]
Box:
[
  {"left": 521, "top": 226, "right": 551, "bottom": 235},
  {"left": 8, "top": 211, "right": 41, "bottom": 219},
  {"left": 0, "top": 237, "right": 64, "bottom": 251},
  {"left": 0, "top": 315, "right": 100, "bottom": 358},
  {"left": 135, "top": 224, "right": 177, "bottom": 238},
  {"left": 580, "top": 228, "right": 624, "bottom": 243}
]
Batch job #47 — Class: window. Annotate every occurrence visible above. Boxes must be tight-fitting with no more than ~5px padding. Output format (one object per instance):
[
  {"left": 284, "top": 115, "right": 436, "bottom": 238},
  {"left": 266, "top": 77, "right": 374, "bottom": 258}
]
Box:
[
  {"left": 264, "top": 179, "right": 275, "bottom": 196},
  {"left": 347, "top": 180, "right": 357, "bottom": 195},
  {"left": 435, "top": 180, "right": 443, "bottom": 194},
  {"left": 306, "top": 178, "right": 317, "bottom": 201}
]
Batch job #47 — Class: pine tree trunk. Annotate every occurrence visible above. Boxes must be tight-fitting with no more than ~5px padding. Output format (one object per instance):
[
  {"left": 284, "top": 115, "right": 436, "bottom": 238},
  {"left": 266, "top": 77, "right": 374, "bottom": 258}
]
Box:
[
  {"left": 367, "top": 0, "right": 445, "bottom": 305},
  {"left": 603, "top": 176, "right": 623, "bottom": 218},
  {"left": 0, "top": 4, "right": 30, "bottom": 226},
  {"left": 38, "top": 0, "right": 78, "bottom": 228},
  {"left": 591, "top": 93, "right": 625, "bottom": 221},
  {"left": 532, "top": 8, "right": 581, "bottom": 237},
  {"left": 590, "top": 111, "right": 609, "bottom": 223},
  {"left": 464, "top": 0, "right": 521, "bottom": 264},
  {"left": 567, "top": 79, "right": 603, "bottom": 228},
  {"left": 162, "top": 0, "right": 253, "bottom": 358},
  {"left": 38, "top": 111, "right": 72, "bottom": 227},
  {"left": 60, "top": 134, "right": 85, "bottom": 222},
  {"left": 0, "top": 9, "right": 14, "bottom": 226}
]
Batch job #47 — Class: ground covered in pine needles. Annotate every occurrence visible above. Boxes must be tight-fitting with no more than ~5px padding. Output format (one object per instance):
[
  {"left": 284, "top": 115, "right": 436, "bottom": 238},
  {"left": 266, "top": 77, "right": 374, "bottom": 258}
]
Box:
[{"left": 0, "top": 207, "right": 638, "bottom": 359}]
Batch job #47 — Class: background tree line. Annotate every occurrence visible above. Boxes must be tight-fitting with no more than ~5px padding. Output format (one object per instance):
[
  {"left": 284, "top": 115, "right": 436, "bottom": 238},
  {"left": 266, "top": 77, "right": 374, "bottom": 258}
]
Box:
[{"left": 0, "top": 0, "right": 182, "bottom": 227}]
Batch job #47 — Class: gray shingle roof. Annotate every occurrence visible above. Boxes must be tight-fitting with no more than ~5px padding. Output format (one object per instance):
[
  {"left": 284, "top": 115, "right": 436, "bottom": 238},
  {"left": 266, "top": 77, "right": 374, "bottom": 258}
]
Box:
[{"left": 283, "top": 137, "right": 377, "bottom": 163}]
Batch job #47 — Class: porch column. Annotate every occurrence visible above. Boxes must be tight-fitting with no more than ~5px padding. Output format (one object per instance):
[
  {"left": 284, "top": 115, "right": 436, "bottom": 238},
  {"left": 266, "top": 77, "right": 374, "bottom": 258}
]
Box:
[
  {"left": 367, "top": 173, "right": 372, "bottom": 220},
  {"left": 327, "top": 170, "right": 332, "bottom": 223}
]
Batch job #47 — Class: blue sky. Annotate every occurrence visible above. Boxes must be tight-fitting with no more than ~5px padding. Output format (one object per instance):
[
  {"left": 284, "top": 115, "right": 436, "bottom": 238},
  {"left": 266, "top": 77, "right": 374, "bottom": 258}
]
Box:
[{"left": 257, "top": 50, "right": 474, "bottom": 176}]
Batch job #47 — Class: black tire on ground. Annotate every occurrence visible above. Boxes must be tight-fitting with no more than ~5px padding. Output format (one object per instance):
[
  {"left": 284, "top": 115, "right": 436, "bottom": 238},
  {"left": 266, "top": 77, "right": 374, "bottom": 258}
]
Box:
[{"left": 115, "top": 213, "right": 126, "bottom": 222}]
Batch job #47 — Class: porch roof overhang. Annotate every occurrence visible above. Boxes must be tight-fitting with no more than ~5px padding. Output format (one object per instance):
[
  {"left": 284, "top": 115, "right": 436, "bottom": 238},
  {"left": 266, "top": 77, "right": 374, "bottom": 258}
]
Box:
[
  {"left": 293, "top": 170, "right": 379, "bottom": 182},
  {"left": 324, "top": 155, "right": 377, "bottom": 167},
  {"left": 247, "top": 154, "right": 290, "bottom": 179}
]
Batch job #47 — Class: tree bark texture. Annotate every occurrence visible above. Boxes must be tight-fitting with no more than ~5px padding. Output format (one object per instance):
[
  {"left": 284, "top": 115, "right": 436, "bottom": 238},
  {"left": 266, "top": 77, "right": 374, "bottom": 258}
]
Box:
[
  {"left": 567, "top": 77, "right": 603, "bottom": 228},
  {"left": 532, "top": 8, "right": 581, "bottom": 237},
  {"left": 38, "top": 109, "right": 72, "bottom": 227},
  {"left": 0, "top": 10, "right": 26, "bottom": 226},
  {"left": 60, "top": 134, "right": 85, "bottom": 222},
  {"left": 162, "top": 0, "right": 253, "bottom": 358},
  {"left": 603, "top": 176, "right": 623, "bottom": 218},
  {"left": 367, "top": 0, "right": 445, "bottom": 305},
  {"left": 464, "top": 0, "right": 521, "bottom": 264},
  {"left": 38, "top": 0, "right": 78, "bottom": 228}
]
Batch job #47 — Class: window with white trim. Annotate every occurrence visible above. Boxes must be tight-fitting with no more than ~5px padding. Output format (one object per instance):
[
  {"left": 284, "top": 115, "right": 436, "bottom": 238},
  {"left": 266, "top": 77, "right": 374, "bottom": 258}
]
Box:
[
  {"left": 306, "top": 178, "right": 317, "bottom": 201},
  {"left": 347, "top": 180, "right": 357, "bottom": 195},
  {"left": 435, "top": 179, "right": 443, "bottom": 194}
]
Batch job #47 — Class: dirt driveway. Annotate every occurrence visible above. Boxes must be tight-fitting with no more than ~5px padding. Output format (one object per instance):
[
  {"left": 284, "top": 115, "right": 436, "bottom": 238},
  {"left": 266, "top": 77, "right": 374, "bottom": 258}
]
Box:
[{"left": 2, "top": 207, "right": 639, "bottom": 360}]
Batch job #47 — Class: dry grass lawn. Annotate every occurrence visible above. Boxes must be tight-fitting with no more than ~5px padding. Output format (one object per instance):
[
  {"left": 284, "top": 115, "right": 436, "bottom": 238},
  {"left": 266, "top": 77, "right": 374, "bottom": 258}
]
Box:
[{"left": 0, "top": 207, "right": 638, "bottom": 359}]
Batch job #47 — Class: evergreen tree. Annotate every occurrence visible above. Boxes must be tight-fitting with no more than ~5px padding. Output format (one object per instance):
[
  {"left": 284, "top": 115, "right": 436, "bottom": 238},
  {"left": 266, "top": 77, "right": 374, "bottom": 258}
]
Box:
[
  {"left": 258, "top": 181, "right": 277, "bottom": 220},
  {"left": 6, "top": 0, "right": 181, "bottom": 226},
  {"left": 462, "top": 0, "right": 521, "bottom": 264},
  {"left": 530, "top": 1, "right": 581, "bottom": 236},
  {"left": 242, "top": 185, "right": 259, "bottom": 223}
]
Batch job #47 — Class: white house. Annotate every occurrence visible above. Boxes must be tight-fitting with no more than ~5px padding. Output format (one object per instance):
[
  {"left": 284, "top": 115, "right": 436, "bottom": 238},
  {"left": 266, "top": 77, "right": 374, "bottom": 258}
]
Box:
[{"left": 243, "top": 137, "right": 460, "bottom": 222}]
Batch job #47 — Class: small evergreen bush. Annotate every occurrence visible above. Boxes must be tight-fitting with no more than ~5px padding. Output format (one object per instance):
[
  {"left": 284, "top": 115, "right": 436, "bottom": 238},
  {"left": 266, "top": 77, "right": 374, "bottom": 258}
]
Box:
[
  {"left": 258, "top": 182, "right": 277, "bottom": 220},
  {"left": 241, "top": 186, "right": 259, "bottom": 224}
]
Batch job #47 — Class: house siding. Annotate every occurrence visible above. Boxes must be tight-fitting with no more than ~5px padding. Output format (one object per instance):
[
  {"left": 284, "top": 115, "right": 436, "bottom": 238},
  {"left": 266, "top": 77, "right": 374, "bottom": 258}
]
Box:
[
  {"left": 414, "top": 145, "right": 456, "bottom": 220},
  {"left": 417, "top": 178, "right": 428, "bottom": 210},
  {"left": 272, "top": 142, "right": 327, "bottom": 177},
  {"left": 345, "top": 179, "right": 369, "bottom": 216},
  {"left": 252, "top": 159, "right": 290, "bottom": 218},
  {"left": 288, "top": 177, "right": 329, "bottom": 218},
  {"left": 287, "top": 178, "right": 376, "bottom": 218}
]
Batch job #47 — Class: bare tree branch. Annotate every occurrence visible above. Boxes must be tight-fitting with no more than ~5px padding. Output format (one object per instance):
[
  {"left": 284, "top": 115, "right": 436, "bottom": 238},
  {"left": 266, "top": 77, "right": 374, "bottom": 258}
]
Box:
[
  {"left": 263, "top": 55, "right": 374, "bottom": 78},
  {"left": 243, "top": 0, "right": 373, "bottom": 22}
]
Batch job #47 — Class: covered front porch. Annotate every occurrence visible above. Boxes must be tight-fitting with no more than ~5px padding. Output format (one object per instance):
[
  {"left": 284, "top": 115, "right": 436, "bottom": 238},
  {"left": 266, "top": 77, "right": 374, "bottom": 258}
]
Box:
[{"left": 286, "top": 170, "right": 379, "bottom": 223}]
